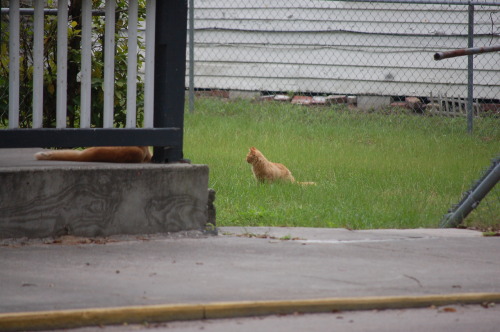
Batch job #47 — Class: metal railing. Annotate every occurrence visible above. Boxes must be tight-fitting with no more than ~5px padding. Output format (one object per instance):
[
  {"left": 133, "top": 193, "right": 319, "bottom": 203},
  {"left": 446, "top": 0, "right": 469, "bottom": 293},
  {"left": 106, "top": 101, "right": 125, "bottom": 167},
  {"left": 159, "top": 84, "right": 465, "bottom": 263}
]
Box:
[{"left": 0, "top": 0, "right": 187, "bottom": 163}]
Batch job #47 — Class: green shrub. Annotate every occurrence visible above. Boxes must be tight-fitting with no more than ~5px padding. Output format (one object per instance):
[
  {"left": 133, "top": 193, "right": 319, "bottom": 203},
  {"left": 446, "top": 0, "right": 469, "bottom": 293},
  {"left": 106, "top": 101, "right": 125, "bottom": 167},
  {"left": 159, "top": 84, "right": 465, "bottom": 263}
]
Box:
[{"left": 0, "top": 0, "right": 146, "bottom": 128}]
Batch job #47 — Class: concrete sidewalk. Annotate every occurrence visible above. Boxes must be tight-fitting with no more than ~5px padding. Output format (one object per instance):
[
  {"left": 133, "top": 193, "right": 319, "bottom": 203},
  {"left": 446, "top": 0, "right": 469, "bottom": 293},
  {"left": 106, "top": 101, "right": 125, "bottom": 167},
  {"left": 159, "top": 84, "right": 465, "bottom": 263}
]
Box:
[{"left": 1, "top": 227, "right": 499, "bottom": 330}]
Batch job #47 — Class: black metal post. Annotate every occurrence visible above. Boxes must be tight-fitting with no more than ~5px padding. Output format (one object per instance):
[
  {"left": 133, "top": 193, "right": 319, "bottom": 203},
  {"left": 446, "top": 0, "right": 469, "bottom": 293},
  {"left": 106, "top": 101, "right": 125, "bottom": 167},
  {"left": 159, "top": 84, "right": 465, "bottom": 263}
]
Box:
[{"left": 152, "top": 0, "right": 188, "bottom": 163}]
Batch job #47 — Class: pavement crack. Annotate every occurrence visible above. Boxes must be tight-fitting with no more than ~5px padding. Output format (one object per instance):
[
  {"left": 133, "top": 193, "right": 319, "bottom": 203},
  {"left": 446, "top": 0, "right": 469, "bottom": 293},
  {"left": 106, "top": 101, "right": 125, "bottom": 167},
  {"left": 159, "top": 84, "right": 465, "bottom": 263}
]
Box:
[{"left": 403, "top": 274, "right": 423, "bottom": 287}]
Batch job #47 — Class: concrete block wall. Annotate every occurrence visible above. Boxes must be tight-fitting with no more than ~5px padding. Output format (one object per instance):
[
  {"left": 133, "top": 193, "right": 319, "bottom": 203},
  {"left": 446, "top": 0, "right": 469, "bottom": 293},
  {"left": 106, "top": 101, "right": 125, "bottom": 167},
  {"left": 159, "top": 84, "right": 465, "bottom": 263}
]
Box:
[{"left": 0, "top": 151, "right": 212, "bottom": 239}]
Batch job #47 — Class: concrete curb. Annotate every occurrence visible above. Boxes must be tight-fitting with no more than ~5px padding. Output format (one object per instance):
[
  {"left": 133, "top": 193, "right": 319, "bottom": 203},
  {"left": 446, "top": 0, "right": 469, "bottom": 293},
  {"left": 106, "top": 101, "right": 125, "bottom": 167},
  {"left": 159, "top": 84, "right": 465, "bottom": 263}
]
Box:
[{"left": 1, "top": 293, "right": 499, "bottom": 331}]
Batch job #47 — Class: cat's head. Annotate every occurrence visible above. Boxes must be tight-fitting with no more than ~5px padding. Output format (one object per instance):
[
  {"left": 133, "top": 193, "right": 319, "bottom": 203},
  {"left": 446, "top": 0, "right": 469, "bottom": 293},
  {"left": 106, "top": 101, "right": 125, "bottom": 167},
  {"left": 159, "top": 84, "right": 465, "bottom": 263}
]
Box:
[{"left": 246, "top": 147, "right": 260, "bottom": 164}]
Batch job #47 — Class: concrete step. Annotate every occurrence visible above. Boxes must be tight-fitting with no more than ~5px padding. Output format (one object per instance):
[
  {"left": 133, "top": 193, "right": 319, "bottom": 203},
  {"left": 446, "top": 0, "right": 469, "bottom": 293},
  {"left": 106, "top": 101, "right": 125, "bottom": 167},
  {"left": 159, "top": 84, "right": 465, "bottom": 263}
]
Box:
[{"left": 0, "top": 149, "right": 213, "bottom": 239}]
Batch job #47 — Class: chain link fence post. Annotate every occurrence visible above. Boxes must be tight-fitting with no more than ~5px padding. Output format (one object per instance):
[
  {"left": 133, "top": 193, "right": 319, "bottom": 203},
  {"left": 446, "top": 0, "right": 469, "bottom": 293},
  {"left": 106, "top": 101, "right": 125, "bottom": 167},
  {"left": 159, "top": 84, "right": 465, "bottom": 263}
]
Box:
[{"left": 467, "top": 3, "right": 474, "bottom": 134}]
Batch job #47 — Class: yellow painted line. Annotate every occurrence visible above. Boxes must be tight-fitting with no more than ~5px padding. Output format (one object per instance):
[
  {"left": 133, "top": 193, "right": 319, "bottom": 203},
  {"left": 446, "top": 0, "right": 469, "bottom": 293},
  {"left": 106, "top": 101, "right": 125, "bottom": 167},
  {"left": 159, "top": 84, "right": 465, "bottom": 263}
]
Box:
[
  {"left": 205, "top": 293, "right": 500, "bottom": 319},
  {"left": 1, "top": 293, "right": 499, "bottom": 331},
  {"left": 0, "top": 304, "right": 204, "bottom": 331}
]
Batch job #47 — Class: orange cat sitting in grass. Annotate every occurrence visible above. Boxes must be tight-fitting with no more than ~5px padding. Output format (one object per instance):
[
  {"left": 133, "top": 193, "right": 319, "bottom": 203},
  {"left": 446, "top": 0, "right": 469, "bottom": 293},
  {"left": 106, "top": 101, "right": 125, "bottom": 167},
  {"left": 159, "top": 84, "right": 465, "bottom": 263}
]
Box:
[
  {"left": 246, "top": 147, "right": 315, "bottom": 185},
  {"left": 35, "top": 146, "right": 151, "bottom": 163}
]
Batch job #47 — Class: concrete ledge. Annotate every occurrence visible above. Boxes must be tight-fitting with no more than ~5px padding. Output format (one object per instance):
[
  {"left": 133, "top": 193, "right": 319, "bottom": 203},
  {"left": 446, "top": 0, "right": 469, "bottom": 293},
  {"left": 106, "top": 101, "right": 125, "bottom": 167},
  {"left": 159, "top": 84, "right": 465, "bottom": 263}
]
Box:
[
  {"left": 1, "top": 293, "right": 499, "bottom": 331},
  {"left": 0, "top": 149, "right": 211, "bottom": 238}
]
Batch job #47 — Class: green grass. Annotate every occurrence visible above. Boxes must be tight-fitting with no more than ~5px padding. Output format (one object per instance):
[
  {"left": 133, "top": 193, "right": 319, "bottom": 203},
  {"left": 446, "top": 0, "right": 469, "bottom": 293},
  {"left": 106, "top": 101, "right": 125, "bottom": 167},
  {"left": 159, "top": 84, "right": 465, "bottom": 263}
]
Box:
[{"left": 185, "top": 97, "right": 499, "bottom": 230}]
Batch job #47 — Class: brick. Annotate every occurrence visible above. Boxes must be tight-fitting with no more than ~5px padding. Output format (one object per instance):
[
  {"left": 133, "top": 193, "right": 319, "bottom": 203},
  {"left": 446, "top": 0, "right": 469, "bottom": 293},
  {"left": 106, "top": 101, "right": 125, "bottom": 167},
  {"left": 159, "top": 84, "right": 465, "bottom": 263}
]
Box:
[
  {"left": 291, "top": 96, "right": 313, "bottom": 105},
  {"left": 260, "top": 95, "right": 275, "bottom": 102},
  {"left": 347, "top": 96, "right": 357, "bottom": 105},
  {"left": 274, "top": 94, "right": 291, "bottom": 102},
  {"left": 390, "top": 102, "right": 409, "bottom": 109},
  {"left": 405, "top": 96, "right": 424, "bottom": 111},
  {"left": 481, "top": 103, "right": 500, "bottom": 114},
  {"left": 312, "top": 96, "right": 327, "bottom": 105},
  {"left": 194, "top": 89, "right": 229, "bottom": 98},
  {"left": 326, "top": 95, "right": 348, "bottom": 104},
  {"left": 405, "top": 96, "right": 421, "bottom": 104},
  {"left": 211, "top": 90, "right": 230, "bottom": 98},
  {"left": 425, "top": 103, "right": 442, "bottom": 113}
]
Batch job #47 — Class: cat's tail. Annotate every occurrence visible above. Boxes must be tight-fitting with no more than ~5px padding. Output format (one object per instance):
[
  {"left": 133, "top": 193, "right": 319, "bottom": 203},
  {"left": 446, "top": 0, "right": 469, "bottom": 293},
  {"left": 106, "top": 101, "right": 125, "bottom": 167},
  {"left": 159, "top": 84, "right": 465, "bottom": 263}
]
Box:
[
  {"left": 35, "top": 150, "right": 84, "bottom": 161},
  {"left": 296, "top": 181, "right": 317, "bottom": 186}
]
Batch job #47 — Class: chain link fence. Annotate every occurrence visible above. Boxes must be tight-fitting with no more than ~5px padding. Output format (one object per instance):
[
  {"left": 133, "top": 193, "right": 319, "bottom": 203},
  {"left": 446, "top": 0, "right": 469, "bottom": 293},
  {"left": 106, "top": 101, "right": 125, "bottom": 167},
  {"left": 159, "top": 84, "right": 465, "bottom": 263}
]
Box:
[
  {"left": 1, "top": 1, "right": 498, "bottom": 122},
  {"left": 187, "top": 0, "right": 499, "bottom": 114},
  {"left": 186, "top": 0, "right": 499, "bottom": 229}
]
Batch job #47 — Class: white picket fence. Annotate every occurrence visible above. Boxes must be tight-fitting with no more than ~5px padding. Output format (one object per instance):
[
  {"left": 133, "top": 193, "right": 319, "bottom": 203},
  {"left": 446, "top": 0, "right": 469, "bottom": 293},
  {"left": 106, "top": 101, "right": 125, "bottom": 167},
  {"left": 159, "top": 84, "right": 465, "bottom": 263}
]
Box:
[{"left": 7, "top": 0, "right": 156, "bottom": 129}]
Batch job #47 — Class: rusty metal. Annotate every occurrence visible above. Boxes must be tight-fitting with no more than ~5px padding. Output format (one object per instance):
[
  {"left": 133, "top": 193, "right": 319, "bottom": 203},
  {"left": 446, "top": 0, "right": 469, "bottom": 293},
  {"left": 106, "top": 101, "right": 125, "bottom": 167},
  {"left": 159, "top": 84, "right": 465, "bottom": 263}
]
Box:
[{"left": 434, "top": 45, "right": 500, "bottom": 60}]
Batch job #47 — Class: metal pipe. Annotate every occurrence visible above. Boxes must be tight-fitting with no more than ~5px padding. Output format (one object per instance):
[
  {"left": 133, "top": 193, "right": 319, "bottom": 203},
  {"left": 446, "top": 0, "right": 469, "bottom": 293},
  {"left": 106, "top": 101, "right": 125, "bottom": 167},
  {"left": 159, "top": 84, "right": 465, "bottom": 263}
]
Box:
[
  {"left": 126, "top": 0, "right": 139, "bottom": 128},
  {"left": 80, "top": 0, "right": 92, "bottom": 128},
  {"left": 143, "top": 0, "right": 156, "bottom": 129},
  {"left": 32, "top": 0, "right": 44, "bottom": 128},
  {"left": 440, "top": 158, "right": 500, "bottom": 228},
  {"left": 56, "top": 0, "right": 68, "bottom": 129},
  {"left": 434, "top": 44, "right": 500, "bottom": 61},
  {"left": 466, "top": 4, "right": 474, "bottom": 134},
  {"left": 103, "top": 0, "right": 116, "bottom": 128}
]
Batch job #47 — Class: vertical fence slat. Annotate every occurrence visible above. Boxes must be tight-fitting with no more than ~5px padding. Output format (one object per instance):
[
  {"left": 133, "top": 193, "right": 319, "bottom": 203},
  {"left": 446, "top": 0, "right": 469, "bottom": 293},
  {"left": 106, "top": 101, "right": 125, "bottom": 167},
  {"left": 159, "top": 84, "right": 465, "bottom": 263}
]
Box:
[
  {"left": 80, "top": 0, "right": 93, "bottom": 128},
  {"left": 144, "top": 0, "right": 155, "bottom": 129},
  {"left": 103, "top": 0, "right": 116, "bottom": 128},
  {"left": 8, "top": 0, "right": 20, "bottom": 129},
  {"left": 32, "top": 0, "right": 44, "bottom": 128},
  {"left": 56, "top": 0, "right": 68, "bottom": 128},
  {"left": 126, "top": 0, "right": 138, "bottom": 128}
]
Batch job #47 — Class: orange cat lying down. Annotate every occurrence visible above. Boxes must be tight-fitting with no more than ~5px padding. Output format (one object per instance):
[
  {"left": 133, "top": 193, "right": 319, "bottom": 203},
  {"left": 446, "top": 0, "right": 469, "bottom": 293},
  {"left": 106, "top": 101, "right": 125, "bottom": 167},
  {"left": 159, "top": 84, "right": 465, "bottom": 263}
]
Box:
[
  {"left": 246, "top": 147, "right": 315, "bottom": 185},
  {"left": 35, "top": 146, "right": 151, "bottom": 163}
]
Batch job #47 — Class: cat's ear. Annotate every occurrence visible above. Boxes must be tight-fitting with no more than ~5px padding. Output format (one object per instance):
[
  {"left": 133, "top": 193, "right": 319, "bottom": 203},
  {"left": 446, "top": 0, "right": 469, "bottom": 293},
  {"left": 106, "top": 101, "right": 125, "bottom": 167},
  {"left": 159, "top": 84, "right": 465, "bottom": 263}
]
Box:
[{"left": 250, "top": 147, "right": 256, "bottom": 151}]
